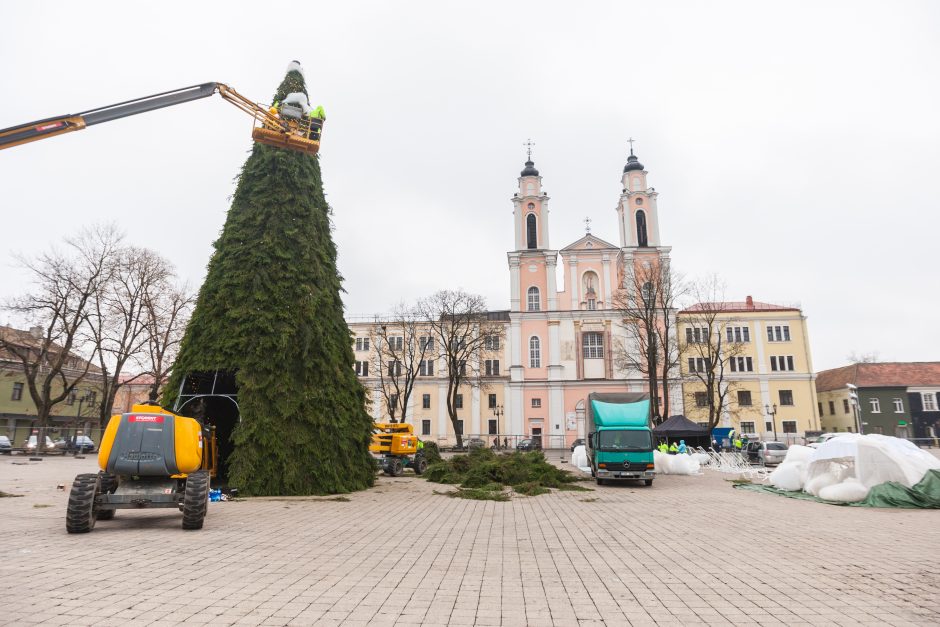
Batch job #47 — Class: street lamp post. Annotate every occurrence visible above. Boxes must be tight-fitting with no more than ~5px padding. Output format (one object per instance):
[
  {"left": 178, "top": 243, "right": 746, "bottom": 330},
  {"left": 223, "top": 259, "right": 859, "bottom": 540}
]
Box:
[
  {"left": 764, "top": 403, "right": 778, "bottom": 442},
  {"left": 492, "top": 404, "right": 504, "bottom": 448},
  {"left": 846, "top": 383, "right": 864, "bottom": 434}
]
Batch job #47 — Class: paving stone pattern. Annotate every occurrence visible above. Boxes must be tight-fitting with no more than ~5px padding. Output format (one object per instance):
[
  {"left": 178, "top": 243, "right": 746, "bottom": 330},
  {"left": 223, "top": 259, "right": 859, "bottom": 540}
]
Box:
[{"left": 1, "top": 455, "right": 938, "bottom": 626}]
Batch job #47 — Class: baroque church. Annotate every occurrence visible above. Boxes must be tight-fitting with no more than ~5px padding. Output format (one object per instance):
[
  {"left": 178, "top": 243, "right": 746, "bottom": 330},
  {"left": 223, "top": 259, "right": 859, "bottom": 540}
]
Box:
[{"left": 504, "top": 146, "right": 680, "bottom": 446}]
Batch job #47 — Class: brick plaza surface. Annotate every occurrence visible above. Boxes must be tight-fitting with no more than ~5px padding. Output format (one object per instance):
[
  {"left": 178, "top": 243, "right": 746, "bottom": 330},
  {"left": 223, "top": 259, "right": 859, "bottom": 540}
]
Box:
[{"left": 1, "top": 455, "right": 938, "bottom": 626}]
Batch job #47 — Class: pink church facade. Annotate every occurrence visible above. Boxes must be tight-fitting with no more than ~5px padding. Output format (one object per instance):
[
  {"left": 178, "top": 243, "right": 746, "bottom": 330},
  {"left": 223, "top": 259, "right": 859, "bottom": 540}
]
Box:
[
  {"left": 347, "top": 148, "right": 683, "bottom": 447},
  {"left": 504, "top": 151, "right": 682, "bottom": 448}
]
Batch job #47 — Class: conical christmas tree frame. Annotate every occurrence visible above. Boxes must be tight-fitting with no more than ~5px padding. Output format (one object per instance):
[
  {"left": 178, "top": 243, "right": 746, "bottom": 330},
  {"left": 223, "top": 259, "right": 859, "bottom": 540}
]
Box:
[{"left": 165, "top": 64, "right": 374, "bottom": 495}]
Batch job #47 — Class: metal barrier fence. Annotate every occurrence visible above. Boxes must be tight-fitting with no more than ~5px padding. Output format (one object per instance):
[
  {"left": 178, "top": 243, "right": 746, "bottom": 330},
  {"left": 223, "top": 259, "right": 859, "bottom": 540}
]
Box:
[{"left": 435, "top": 433, "right": 581, "bottom": 451}]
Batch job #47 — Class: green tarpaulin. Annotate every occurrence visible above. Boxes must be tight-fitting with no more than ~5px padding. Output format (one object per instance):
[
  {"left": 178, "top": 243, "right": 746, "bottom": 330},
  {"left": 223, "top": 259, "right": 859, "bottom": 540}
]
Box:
[{"left": 733, "top": 469, "right": 940, "bottom": 509}]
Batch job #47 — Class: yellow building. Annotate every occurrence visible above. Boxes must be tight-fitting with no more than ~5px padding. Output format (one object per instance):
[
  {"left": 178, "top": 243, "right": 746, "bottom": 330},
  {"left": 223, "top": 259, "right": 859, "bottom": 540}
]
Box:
[
  {"left": 347, "top": 318, "right": 511, "bottom": 447},
  {"left": 678, "top": 296, "right": 820, "bottom": 442},
  {"left": 1, "top": 325, "right": 104, "bottom": 446}
]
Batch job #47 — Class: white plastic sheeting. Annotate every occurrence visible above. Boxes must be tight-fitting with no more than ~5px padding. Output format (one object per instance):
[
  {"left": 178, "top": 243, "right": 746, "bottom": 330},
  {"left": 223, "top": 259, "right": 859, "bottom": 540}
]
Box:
[
  {"left": 571, "top": 445, "right": 588, "bottom": 469},
  {"left": 818, "top": 478, "right": 869, "bottom": 502},
  {"left": 286, "top": 60, "right": 305, "bottom": 77},
  {"left": 768, "top": 434, "right": 940, "bottom": 499},
  {"left": 654, "top": 451, "right": 702, "bottom": 475},
  {"left": 282, "top": 92, "right": 310, "bottom": 114}
]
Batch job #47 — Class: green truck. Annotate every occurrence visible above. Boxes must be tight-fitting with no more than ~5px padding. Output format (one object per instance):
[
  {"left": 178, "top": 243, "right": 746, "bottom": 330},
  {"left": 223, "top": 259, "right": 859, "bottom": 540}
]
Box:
[{"left": 585, "top": 393, "right": 655, "bottom": 486}]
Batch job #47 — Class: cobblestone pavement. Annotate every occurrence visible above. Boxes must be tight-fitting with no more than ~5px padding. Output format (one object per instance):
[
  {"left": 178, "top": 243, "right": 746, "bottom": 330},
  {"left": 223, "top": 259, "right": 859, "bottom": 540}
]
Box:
[{"left": 1, "top": 454, "right": 938, "bottom": 626}]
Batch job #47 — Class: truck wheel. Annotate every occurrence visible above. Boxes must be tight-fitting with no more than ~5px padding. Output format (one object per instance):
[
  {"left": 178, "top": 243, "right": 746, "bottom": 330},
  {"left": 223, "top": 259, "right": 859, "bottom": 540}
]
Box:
[
  {"left": 595, "top": 477, "right": 605, "bottom": 486},
  {"left": 643, "top": 479, "right": 653, "bottom": 487},
  {"left": 181, "top": 471, "right": 209, "bottom": 530},
  {"left": 389, "top": 457, "right": 404, "bottom": 477},
  {"left": 413, "top": 457, "right": 428, "bottom": 476},
  {"left": 66, "top": 473, "right": 100, "bottom": 533}
]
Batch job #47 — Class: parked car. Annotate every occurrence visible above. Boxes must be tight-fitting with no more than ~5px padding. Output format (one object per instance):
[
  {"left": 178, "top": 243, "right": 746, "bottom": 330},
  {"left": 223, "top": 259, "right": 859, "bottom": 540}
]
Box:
[
  {"left": 25, "top": 435, "right": 57, "bottom": 453},
  {"left": 743, "top": 441, "right": 788, "bottom": 465},
  {"left": 0, "top": 435, "right": 11, "bottom": 454},
  {"left": 465, "top": 438, "right": 486, "bottom": 450},
  {"left": 570, "top": 438, "right": 584, "bottom": 452},
  {"left": 808, "top": 432, "right": 848, "bottom": 449},
  {"left": 54, "top": 435, "right": 96, "bottom": 453},
  {"left": 516, "top": 438, "right": 541, "bottom": 451}
]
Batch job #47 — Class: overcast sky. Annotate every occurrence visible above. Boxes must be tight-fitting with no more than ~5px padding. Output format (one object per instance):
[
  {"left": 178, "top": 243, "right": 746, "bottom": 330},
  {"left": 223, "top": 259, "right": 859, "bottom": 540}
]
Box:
[{"left": 1, "top": 1, "right": 938, "bottom": 372}]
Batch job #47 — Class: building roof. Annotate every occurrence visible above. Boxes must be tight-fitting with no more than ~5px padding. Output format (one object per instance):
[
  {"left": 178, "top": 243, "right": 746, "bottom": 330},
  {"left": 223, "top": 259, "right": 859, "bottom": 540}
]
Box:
[
  {"left": 623, "top": 153, "right": 644, "bottom": 172},
  {"left": 816, "top": 362, "right": 940, "bottom": 392},
  {"left": 520, "top": 160, "right": 539, "bottom": 177},
  {"left": 680, "top": 295, "right": 800, "bottom": 314},
  {"left": 560, "top": 233, "right": 620, "bottom": 252},
  {"left": 0, "top": 324, "right": 101, "bottom": 373}
]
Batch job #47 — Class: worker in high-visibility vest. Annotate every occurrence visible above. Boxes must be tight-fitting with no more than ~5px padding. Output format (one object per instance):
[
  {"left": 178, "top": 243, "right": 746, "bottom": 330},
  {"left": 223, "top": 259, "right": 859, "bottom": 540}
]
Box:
[
  {"left": 668, "top": 442, "right": 679, "bottom": 455},
  {"left": 733, "top": 437, "right": 742, "bottom": 451}
]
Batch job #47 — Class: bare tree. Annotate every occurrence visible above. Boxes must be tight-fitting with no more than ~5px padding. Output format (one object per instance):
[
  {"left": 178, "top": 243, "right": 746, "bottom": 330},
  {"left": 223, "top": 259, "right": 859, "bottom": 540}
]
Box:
[
  {"left": 847, "top": 351, "right": 881, "bottom": 364},
  {"left": 86, "top": 247, "right": 173, "bottom": 424},
  {"left": 142, "top": 279, "right": 193, "bottom": 401},
  {"left": 418, "top": 290, "right": 504, "bottom": 448},
  {"left": 655, "top": 264, "right": 686, "bottom": 420},
  {"left": 679, "top": 276, "right": 747, "bottom": 429},
  {"left": 0, "top": 226, "right": 120, "bottom": 437},
  {"left": 369, "top": 303, "right": 433, "bottom": 423},
  {"left": 613, "top": 260, "right": 685, "bottom": 423}
]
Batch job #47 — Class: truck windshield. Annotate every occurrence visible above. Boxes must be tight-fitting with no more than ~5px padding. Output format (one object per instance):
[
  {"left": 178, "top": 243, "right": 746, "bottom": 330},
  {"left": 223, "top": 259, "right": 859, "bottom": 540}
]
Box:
[{"left": 598, "top": 430, "right": 651, "bottom": 451}]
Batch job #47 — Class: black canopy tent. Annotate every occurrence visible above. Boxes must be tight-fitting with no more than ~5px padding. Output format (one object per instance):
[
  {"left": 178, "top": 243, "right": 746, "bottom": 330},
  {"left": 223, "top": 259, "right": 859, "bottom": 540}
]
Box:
[{"left": 653, "top": 415, "right": 711, "bottom": 448}]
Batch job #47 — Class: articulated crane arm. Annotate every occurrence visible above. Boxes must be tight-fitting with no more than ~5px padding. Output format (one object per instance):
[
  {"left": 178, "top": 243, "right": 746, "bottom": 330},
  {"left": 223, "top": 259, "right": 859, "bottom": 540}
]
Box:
[{"left": 0, "top": 83, "right": 319, "bottom": 155}]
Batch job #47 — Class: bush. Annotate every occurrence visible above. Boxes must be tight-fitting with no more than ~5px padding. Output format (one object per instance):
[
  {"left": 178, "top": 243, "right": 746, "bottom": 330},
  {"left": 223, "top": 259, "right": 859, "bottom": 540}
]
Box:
[
  {"left": 421, "top": 440, "right": 442, "bottom": 464},
  {"left": 423, "top": 449, "right": 585, "bottom": 499}
]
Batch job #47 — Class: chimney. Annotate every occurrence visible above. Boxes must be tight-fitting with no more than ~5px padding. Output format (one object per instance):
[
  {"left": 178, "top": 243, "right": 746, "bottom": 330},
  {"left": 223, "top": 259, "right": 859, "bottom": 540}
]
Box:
[
  {"left": 745, "top": 295, "right": 754, "bottom": 310},
  {"left": 29, "top": 326, "right": 44, "bottom": 338}
]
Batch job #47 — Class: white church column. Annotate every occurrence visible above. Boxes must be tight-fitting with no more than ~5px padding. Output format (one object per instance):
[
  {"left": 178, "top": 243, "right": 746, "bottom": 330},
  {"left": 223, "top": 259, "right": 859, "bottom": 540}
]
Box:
[
  {"left": 549, "top": 386, "right": 564, "bottom": 447},
  {"left": 601, "top": 254, "right": 612, "bottom": 308},
  {"left": 510, "top": 385, "right": 524, "bottom": 437},
  {"left": 568, "top": 254, "right": 579, "bottom": 309},
  {"left": 546, "top": 254, "right": 558, "bottom": 310},
  {"left": 509, "top": 256, "right": 521, "bottom": 312}
]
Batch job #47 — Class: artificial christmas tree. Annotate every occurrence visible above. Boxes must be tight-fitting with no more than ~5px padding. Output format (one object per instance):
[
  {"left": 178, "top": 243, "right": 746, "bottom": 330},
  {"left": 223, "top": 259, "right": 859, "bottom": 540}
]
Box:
[{"left": 165, "top": 62, "right": 374, "bottom": 495}]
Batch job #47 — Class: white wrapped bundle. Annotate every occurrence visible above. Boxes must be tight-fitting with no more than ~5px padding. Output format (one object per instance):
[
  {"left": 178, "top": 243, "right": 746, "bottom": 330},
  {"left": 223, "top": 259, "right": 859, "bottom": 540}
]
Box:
[
  {"left": 819, "top": 478, "right": 869, "bottom": 502},
  {"left": 769, "top": 461, "right": 804, "bottom": 491},
  {"left": 783, "top": 445, "right": 815, "bottom": 464},
  {"left": 571, "top": 445, "right": 588, "bottom": 469}
]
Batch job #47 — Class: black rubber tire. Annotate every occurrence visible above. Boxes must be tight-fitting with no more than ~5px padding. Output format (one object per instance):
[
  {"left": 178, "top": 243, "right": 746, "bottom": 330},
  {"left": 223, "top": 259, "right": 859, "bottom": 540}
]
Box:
[
  {"left": 595, "top": 477, "right": 605, "bottom": 486},
  {"left": 389, "top": 457, "right": 404, "bottom": 477},
  {"left": 66, "top": 473, "right": 99, "bottom": 533},
  {"left": 413, "top": 457, "right": 428, "bottom": 476},
  {"left": 181, "top": 471, "right": 209, "bottom": 530},
  {"left": 643, "top": 479, "right": 653, "bottom": 487}
]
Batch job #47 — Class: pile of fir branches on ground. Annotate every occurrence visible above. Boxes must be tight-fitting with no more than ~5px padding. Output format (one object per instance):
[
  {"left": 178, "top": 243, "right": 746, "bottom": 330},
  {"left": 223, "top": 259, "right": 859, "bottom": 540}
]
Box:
[{"left": 424, "top": 447, "right": 590, "bottom": 500}]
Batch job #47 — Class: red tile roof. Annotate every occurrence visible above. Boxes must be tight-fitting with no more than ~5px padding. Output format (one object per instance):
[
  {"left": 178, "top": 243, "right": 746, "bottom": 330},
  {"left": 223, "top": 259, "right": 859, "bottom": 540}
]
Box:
[
  {"left": 816, "top": 362, "right": 940, "bottom": 391},
  {"left": 681, "top": 295, "right": 800, "bottom": 314}
]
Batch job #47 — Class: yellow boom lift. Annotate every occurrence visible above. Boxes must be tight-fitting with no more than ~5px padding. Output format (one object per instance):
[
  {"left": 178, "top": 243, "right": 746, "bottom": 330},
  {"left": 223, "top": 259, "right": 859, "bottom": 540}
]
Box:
[
  {"left": 66, "top": 399, "right": 219, "bottom": 533},
  {"left": 0, "top": 82, "right": 322, "bottom": 155},
  {"left": 370, "top": 422, "right": 429, "bottom": 477}
]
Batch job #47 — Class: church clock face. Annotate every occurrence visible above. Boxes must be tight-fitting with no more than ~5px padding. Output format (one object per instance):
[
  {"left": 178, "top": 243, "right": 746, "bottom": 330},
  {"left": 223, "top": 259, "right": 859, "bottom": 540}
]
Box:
[{"left": 636, "top": 198, "right": 643, "bottom": 205}]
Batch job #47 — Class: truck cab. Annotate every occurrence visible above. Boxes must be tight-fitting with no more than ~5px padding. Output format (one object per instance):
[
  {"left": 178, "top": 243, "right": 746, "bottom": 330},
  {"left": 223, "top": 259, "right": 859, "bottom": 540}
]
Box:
[{"left": 585, "top": 394, "right": 655, "bottom": 486}]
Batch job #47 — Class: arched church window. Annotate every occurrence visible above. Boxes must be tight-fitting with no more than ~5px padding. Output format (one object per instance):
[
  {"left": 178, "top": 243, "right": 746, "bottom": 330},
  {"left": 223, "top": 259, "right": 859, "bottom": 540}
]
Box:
[
  {"left": 636, "top": 210, "right": 648, "bottom": 247},
  {"left": 641, "top": 281, "right": 654, "bottom": 306},
  {"left": 527, "top": 286, "right": 540, "bottom": 312},
  {"left": 529, "top": 336, "right": 541, "bottom": 368},
  {"left": 526, "top": 213, "right": 538, "bottom": 249}
]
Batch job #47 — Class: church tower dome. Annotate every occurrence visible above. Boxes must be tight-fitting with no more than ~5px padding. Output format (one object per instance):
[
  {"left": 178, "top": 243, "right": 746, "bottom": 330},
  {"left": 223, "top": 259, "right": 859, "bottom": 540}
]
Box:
[{"left": 521, "top": 160, "right": 539, "bottom": 177}]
